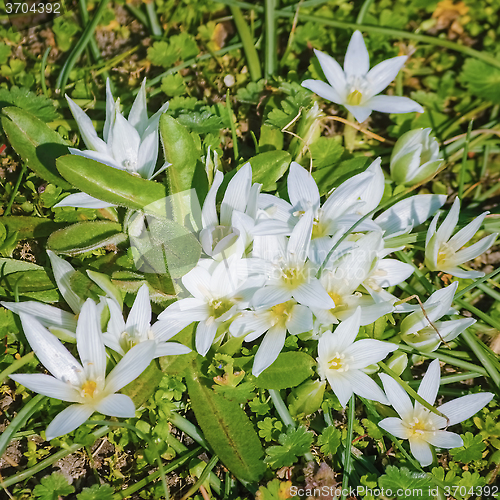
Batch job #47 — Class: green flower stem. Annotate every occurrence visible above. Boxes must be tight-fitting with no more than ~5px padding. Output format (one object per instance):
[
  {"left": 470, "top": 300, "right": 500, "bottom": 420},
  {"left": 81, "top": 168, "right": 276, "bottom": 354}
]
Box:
[
  {"left": 269, "top": 389, "right": 314, "bottom": 461},
  {"left": 1, "top": 425, "right": 110, "bottom": 488},
  {"left": 168, "top": 411, "right": 210, "bottom": 451},
  {"left": 0, "top": 351, "right": 35, "bottom": 385},
  {"left": 111, "top": 446, "right": 203, "bottom": 500},
  {"left": 454, "top": 266, "right": 500, "bottom": 300},
  {"left": 356, "top": 0, "right": 375, "bottom": 24},
  {"left": 179, "top": 454, "right": 219, "bottom": 500},
  {"left": 407, "top": 371, "right": 483, "bottom": 387},
  {"left": 460, "top": 330, "right": 500, "bottom": 389},
  {"left": 3, "top": 163, "right": 27, "bottom": 217},
  {"left": 458, "top": 120, "right": 474, "bottom": 199},
  {"left": 344, "top": 111, "right": 358, "bottom": 152},
  {"left": 265, "top": 0, "right": 277, "bottom": 78},
  {"left": 379, "top": 361, "right": 449, "bottom": 422},
  {"left": 0, "top": 393, "right": 44, "bottom": 460},
  {"left": 145, "top": 0, "right": 162, "bottom": 36},
  {"left": 455, "top": 297, "right": 500, "bottom": 334},
  {"left": 226, "top": 89, "right": 239, "bottom": 162},
  {"left": 230, "top": 6, "right": 262, "bottom": 81},
  {"left": 56, "top": 0, "right": 112, "bottom": 93},
  {"left": 341, "top": 395, "right": 355, "bottom": 500},
  {"left": 40, "top": 47, "right": 51, "bottom": 97}
]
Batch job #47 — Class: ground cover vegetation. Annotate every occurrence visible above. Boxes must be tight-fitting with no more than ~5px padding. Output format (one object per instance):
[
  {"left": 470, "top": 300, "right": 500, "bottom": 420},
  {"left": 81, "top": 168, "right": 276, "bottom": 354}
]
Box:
[{"left": 1, "top": 0, "right": 500, "bottom": 499}]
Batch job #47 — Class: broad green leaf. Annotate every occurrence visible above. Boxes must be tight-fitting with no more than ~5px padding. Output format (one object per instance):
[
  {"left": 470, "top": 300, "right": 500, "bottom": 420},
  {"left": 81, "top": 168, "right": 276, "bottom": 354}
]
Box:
[
  {"left": 2, "top": 270, "right": 55, "bottom": 292},
  {"left": 47, "top": 221, "right": 127, "bottom": 256},
  {"left": 378, "top": 466, "right": 434, "bottom": 499},
  {"left": 0, "top": 257, "right": 43, "bottom": 275},
  {"left": 1, "top": 216, "right": 68, "bottom": 240},
  {"left": 33, "top": 472, "right": 75, "bottom": 500},
  {"left": 160, "top": 114, "right": 208, "bottom": 205},
  {"left": 254, "top": 352, "right": 315, "bottom": 390},
  {"left": 56, "top": 155, "right": 167, "bottom": 213},
  {"left": 264, "top": 426, "right": 314, "bottom": 468},
  {"left": 247, "top": 150, "right": 291, "bottom": 191},
  {"left": 1, "top": 107, "right": 72, "bottom": 189},
  {"left": 310, "top": 137, "right": 344, "bottom": 169},
  {"left": 459, "top": 59, "right": 500, "bottom": 104},
  {"left": 185, "top": 356, "right": 266, "bottom": 483},
  {"left": 159, "top": 323, "right": 197, "bottom": 375},
  {"left": 258, "top": 124, "right": 284, "bottom": 152},
  {"left": 122, "top": 360, "right": 164, "bottom": 407},
  {"left": 69, "top": 271, "right": 104, "bottom": 302}
]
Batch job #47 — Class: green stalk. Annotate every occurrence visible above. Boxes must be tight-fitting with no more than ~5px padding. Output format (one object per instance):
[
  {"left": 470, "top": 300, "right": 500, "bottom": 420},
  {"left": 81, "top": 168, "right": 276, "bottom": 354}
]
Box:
[
  {"left": 56, "top": 0, "right": 112, "bottom": 93},
  {"left": 341, "top": 395, "right": 355, "bottom": 500},
  {"left": 230, "top": 6, "right": 262, "bottom": 81},
  {"left": 0, "top": 394, "right": 44, "bottom": 460},
  {"left": 356, "top": 0, "right": 375, "bottom": 24},
  {"left": 111, "top": 447, "right": 202, "bottom": 500},
  {"left": 180, "top": 454, "right": 219, "bottom": 500},
  {"left": 40, "top": 47, "right": 51, "bottom": 97},
  {"left": 455, "top": 297, "right": 500, "bottom": 332},
  {"left": 168, "top": 411, "right": 210, "bottom": 451},
  {"left": 226, "top": 89, "right": 239, "bottom": 162},
  {"left": 344, "top": 111, "right": 358, "bottom": 152},
  {"left": 265, "top": 0, "right": 277, "bottom": 78},
  {"left": 145, "top": 0, "right": 162, "bottom": 36},
  {"left": 0, "top": 351, "right": 35, "bottom": 384},
  {"left": 125, "top": 3, "right": 149, "bottom": 26},
  {"left": 458, "top": 120, "right": 473, "bottom": 199},
  {"left": 407, "top": 371, "right": 483, "bottom": 387},
  {"left": 1, "top": 426, "right": 109, "bottom": 488},
  {"left": 4, "top": 163, "right": 27, "bottom": 217},
  {"left": 454, "top": 266, "right": 500, "bottom": 300}
]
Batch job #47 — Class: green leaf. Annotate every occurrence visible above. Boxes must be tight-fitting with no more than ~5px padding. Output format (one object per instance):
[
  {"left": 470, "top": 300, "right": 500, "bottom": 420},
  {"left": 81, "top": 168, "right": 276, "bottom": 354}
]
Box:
[
  {"left": 254, "top": 352, "right": 315, "bottom": 390},
  {"left": 161, "top": 73, "right": 186, "bottom": 97},
  {"left": 2, "top": 270, "right": 55, "bottom": 293},
  {"left": 459, "top": 59, "right": 500, "bottom": 104},
  {"left": 185, "top": 356, "right": 266, "bottom": 483},
  {"left": 0, "top": 257, "right": 43, "bottom": 275},
  {"left": 310, "top": 137, "right": 344, "bottom": 169},
  {"left": 317, "top": 425, "right": 341, "bottom": 456},
  {"left": 248, "top": 150, "right": 291, "bottom": 192},
  {"left": 0, "top": 42, "right": 11, "bottom": 65},
  {"left": 56, "top": 155, "right": 167, "bottom": 212},
  {"left": 69, "top": 271, "right": 104, "bottom": 302},
  {"left": 0, "top": 217, "right": 68, "bottom": 240},
  {"left": 33, "top": 472, "right": 75, "bottom": 500},
  {"left": 148, "top": 41, "right": 179, "bottom": 67},
  {"left": 288, "top": 379, "right": 325, "bottom": 417},
  {"left": 256, "top": 479, "right": 293, "bottom": 500},
  {"left": 257, "top": 417, "right": 284, "bottom": 442},
  {"left": 378, "top": 466, "right": 434, "bottom": 499},
  {"left": 264, "top": 426, "right": 314, "bottom": 468},
  {"left": 47, "top": 221, "right": 127, "bottom": 256},
  {"left": 122, "top": 360, "right": 165, "bottom": 407},
  {"left": 0, "top": 86, "right": 59, "bottom": 122},
  {"left": 77, "top": 484, "right": 114, "bottom": 500},
  {"left": 1, "top": 107, "right": 71, "bottom": 189},
  {"left": 450, "top": 432, "right": 486, "bottom": 463}
]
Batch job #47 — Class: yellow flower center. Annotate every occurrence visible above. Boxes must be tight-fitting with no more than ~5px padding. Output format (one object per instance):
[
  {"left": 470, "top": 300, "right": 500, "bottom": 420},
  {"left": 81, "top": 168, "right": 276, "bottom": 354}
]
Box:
[
  {"left": 347, "top": 90, "right": 363, "bottom": 106},
  {"left": 437, "top": 243, "right": 452, "bottom": 266},
  {"left": 81, "top": 380, "right": 97, "bottom": 398},
  {"left": 281, "top": 266, "right": 306, "bottom": 288},
  {"left": 312, "top": 217, "right": 326, "bottom": 239},
  {"left": 209, "top": 298, "right": 233, "bottom": 319},
  {"left": 328, "top": 352, "right": 348, "bottom": 372},
  {"left": 270, "top": 301, "right": 294, "bottom": 327}
]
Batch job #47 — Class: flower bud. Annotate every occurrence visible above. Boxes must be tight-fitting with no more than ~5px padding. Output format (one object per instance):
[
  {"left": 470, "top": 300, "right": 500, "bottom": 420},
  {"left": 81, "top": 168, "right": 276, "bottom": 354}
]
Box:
[
  {"left": 390, "top": 128, "right": 443, "bottom": 186},
  {"left": 386, "top": 351, "right": 408, "bottom": 376}
]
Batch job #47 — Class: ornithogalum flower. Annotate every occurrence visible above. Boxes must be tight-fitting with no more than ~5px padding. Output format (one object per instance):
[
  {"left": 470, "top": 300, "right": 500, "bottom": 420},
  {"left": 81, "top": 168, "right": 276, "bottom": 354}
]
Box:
[
  {"left": 425, "top": 198, "right": 498, "bottom": 278},
  {"left": 379, "top": 359, "right": 494, "bottom": 466},
  {"left": 302, "top": 30, "right": 424, "bottom": 123},
  {"left": 390, "top": 128, "right": 443, "bottom": 186},
  {"left": 230, "top": 300, "right": 313, "bottom": 376},
  {"left": 104, "top": 284, "right": 191, "bottom": 358},
  {"left": 55, "top": 79, "right": 169, "bottom": 209},
  {"left": 317, "top": 307, "right": 397, "bottom": 407},
  {"left": 10, "top": 300, "right": 156, "bottom": 439},
  {"left": 399, "top": 282, "right": 475, "bottom": 352}
]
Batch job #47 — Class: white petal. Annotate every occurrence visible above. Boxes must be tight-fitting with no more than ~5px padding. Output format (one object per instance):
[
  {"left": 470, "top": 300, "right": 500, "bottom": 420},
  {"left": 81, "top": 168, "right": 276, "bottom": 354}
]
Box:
[
  {"left": 344, "top": 30, "right": 369, "bottom": 76},
  {"left": 126, "top": 284, "right": 151, "bottom": 335},
  {"left": 447, "top": 212, "right": 487, "bottom": 252},
  {"left": 452, "top": 233, "right": 498, "bottom": 266},
  {"left": 436, "top": 197, "right": 460, "bottom": 244},
  {"left": 10, "top": 373, "right": 80, "bottom": 402},
  {"left": 1, "top": 301, "right": 77, "bottom": 332},
  {"left": 229, "top": 312, "right": 271, "bottom": 338},
  {"left": 158, "top": 298, "right": 208, "bottom": 322},
  {"left": 331, "top": 306, "right": 362, "bottom": 351},
  {"left": 201, "top": 170, "right": 223, "bottom": 228},
  {"left": 19, "top": 313, "right": 83, "bottom": 386},
  {"left": 366, "top": 56, "right": 407, "bottom": 95},
  {"left": 440, "top": 267, "right": 485, "bottom": 279},
  {"left": 416, "top": 359, "right": 440, "bottom": 409},
  {"left": 103, "top": 79, "right": 116, "bottom": 142},
  {"left": 409, "top": 438, "right": 433, "bottom": 467},
  {"left": 287, "top": 304, "right": 313, "bottom": 335},
  {"left": 347, "top": 369, "right": 389, "bottom": 404},
  {"left": 312, "top": 49, "right": 347, "bottom": 99},
  {"left": 301, "top": 80, "right": 343, "bottom": 104},
  {"left": 195, "top": 320, "right": 218, "bottom": 356},
  {"left": 47, "top": 250, "right": 84, "bottom": 314},
  {"left": 252, "top": 325, "right": 286, "bottom": 376},
  {"left": 326, "top": 372, "right": 353, "bottom": 408},
  {"left": 154, "top": 342, "right": 192, "bottom": 357},
  {"left": 366, "top": 95, "right": 424, "bottom": 115},
  {"left": 76, "top": 299, "right": 106, "bottom": 382},
  {"left": 424, "top": 430, "right": 463, "bottom": 449},
  {"left": 370, "top": 259, "right": 413, "bottom": 288},
  {"left": 379, "top": 373, "right": 413, "bottom": 421},
  {"left": 105, "top": 341, "right": 156, "bottom": 393},
  {"left": 344, "top": 105, "right": 372, "bottom": 123},
  {"left": 53, "top": 191, "right": 116, "bottom": 209},
  {"left": 288, "top": 162, "right": 320, "bottom": 212},
  {"left": 258, "top": 193, "right": 294, "bottom": 223},
  {"left": 65, "top": 96, "right": 108, "bottom": 154},
  {"left": 136, "top": 128, "right": 159, "bottom": 179},
  {"left": 252, "top": 286, "right": 292, "bottom": 309},
  {"left": 45, "top": 404, "right": 94, "bottom": 440},
  {"left": 110, "top": 112, "right": 141, "bottom": 170},
  {"left": 359, "top": 158, "right": 385, "bottom": 214},
  {"left": 378, "top": 417, "right": 408, "bottom": 439},
  {"left": 375, "top": 194, "right": 446, "bottom": 236},
  {"left": 220, "top": 163, "right": 252, "bottom": 226},
  {"left": 288, "top": 210, "right": 313, "bottom": 262},
  {"left": 67, "top": 148, "right": 123, "bottom": 170},
  {"left": 346, "top": 339, "right": 397, "bottom": 369},
  {"left": 182, "top": 266, "right": 213, "bottom": 300},
  {"left": 151, "top": 318, "right": 193, "bottom": 341},
  {"left": 95, "top": 393, "right": 136, "bottom": 418},
  {"left": 437, "top": 392, "right": 494, "bottom": 426},
  {"left": 293, "top": 280, "right": 334, "bottom": 310},
  {"left": 128, "top": 78, "right": 149, "bottom": 136}
]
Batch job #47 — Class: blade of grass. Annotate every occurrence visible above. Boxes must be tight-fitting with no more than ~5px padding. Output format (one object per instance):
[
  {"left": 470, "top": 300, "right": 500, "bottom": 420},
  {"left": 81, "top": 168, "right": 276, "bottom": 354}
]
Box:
[
  {"left": 407, "top": 371, "right": 484, "bottom": 387},
  {"left": 474, "top": 144, "right": 491, "bottom": 200},
  {"left": 341, "top": 395, "right": 355, "bottom": 500},
  {"left": 145, "top": 0, "right": 162, "bottom": 36},
  {"left": 458, "top": 120, "right": 474, "bottom": 199},
  {"left": 179, "top": 454, "right": 219, "bottom": 500},
  {"left": 3, "top": 163, "right": 27, "bottom": 217},
  {"left": 454, "top": 266, "right": 500, "bottom": 300},
  {"left": 230, "top": 6, "right": 262, "bottom": 81},
  {"left": 168, "top": 411, "right": 210, "bottom": 451},
  {"left": 40, "top": 47, "right": 51, "bottom": 97},
  {"left": 356, "top": 0, "right": 375, "bottom": 24},
  {"left": 0, "top": 351, "right": 35, "bottom": 385},
  {"left": 265, "top": 0, "right": 277, "bottom": 78},
  {"left": 226, "top": 89, "right": 239, "bottom": 162}
]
